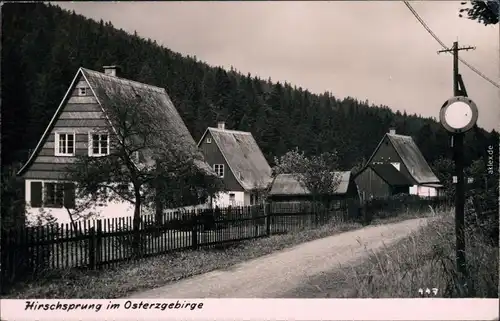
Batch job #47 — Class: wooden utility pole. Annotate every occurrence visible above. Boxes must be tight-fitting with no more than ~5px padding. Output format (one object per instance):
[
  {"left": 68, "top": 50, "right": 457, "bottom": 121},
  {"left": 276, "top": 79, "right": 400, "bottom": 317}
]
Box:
[{"left": 438, "top": 41, "right": 475, "bottom": 295}]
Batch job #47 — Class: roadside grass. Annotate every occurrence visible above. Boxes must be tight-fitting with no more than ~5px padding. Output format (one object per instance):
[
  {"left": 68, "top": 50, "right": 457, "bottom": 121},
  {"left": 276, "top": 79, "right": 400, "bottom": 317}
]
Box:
[
  {"left": 307, "top": 209, "right": 498, "bottom": 298},
  {"left": 2, "top": 206, "right": 445, "bottom": 299}
]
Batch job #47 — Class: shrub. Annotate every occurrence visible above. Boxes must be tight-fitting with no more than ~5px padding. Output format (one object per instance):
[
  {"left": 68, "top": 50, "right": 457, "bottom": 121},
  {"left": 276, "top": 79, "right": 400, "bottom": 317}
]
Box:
[{"left": 1, "top": 207, "right": 59, "bottom": 292}]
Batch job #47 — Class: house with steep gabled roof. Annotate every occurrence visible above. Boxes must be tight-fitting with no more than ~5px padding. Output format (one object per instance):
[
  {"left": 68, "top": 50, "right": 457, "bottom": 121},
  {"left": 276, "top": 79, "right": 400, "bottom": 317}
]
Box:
[
  {"left": 197, "top": 122, "right": 272, "bottom": 207},
  {"left": 17, "top": 65, "right": 213, "bottom": 224},
  {"left": 361, "top": 128, "right": 443, "bottom": 198}
]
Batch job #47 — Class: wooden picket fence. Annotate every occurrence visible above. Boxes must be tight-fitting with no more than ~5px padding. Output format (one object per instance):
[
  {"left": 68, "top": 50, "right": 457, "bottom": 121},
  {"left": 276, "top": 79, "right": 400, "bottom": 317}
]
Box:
[{"left": 1, "top": 201, "right": 350, "bottom": 290}]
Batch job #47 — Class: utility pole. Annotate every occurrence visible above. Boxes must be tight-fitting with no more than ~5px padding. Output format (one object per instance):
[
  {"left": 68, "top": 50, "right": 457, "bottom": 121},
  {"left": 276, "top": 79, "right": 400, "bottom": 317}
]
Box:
[{"left": 438, "top": 41, "right": 475, "bottom": 296}]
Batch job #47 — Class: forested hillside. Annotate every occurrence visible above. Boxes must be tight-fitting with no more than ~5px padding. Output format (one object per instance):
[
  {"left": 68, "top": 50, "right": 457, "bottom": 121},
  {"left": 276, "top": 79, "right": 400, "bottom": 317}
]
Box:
[{"left": 2, "top": 2, "right": 497, "bottom": 172}]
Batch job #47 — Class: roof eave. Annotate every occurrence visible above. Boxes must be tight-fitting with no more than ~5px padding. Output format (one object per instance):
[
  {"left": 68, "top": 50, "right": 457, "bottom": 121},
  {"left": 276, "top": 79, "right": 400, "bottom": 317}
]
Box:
[
  {"left": 364, "top": 133, "right": 389, "bottom": 167},
  {"left": 196, "top": 128, "right": 211, "bottom": 148},
  {"left": 17, "top": 67, "right": 85, "bottom": 176}
]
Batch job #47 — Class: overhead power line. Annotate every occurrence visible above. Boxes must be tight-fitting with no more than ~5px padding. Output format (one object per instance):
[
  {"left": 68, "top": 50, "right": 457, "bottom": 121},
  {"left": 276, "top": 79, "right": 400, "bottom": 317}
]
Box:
[{"left": 403, "top": 1, "right": 500, "bottom": 89}]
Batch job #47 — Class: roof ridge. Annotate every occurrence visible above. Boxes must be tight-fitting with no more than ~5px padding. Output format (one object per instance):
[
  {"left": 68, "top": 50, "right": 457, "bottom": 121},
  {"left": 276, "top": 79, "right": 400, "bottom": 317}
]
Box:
[
  {"left": 81, "top": 67, "right": 166, "bottom": 93},
  {"left": 387, "top": 133, "right": 412, "bottom": 138},
  {"left": 208, "top": 127, "right": 252, "bottom": 135}
]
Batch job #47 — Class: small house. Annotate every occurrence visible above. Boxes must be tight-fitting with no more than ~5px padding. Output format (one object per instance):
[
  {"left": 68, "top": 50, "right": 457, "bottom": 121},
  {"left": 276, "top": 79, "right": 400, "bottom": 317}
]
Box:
[
  {"left": 17, "top": 66, "right": 213, "bottom": 224},
  {"left": 267, "top": 171, "right": 360, "bottom": 203},
  {"left": 363, "top": 129, "right": 443, "bottom": 197},
  {"left": 354, "top": 163, "right": 413, "bottom": 201},
  {"left": 197, "top": 122, "right": 272, "bottom": 207}
]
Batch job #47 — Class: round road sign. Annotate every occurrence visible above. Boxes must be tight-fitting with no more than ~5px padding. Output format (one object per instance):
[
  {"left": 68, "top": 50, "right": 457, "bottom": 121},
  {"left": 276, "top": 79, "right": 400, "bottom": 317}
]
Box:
[{"left": 439, "top": 96, "right": 478, "bottom": 133}]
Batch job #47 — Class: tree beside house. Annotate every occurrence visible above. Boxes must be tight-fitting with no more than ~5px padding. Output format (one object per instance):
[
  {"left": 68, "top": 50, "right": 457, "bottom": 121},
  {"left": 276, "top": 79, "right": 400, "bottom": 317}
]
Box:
[
  {"left": 17, "top": 65, "right": 223, "bottom": 232},
  {"left": 268, "top": 148, "right": 353, "bottom": 206}
]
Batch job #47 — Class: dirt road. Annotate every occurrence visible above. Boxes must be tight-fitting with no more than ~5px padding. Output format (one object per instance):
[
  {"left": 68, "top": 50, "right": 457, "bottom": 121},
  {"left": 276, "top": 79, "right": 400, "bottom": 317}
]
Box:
[{"left": 128, "top": 217, "right": 430, "bottom": 298}]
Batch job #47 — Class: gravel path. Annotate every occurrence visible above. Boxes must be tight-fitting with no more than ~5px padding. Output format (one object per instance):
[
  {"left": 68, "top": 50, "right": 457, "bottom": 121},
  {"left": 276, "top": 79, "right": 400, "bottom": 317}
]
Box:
[{"left": 127, "top": 217, "right": 430, "bottom": 298}]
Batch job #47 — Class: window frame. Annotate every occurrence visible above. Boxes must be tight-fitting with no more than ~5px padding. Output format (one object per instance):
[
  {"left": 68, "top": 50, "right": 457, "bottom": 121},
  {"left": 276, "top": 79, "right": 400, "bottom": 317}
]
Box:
[
  {"left": 213, "top": 164, "right": 224, "bottom": 178},
  {"left": 206, "top": 137, "right": 212, "bottom": 144},
  {"left": 44, "top": 182, "right": 65, "bottom": 208},
  {"left": 229, "top": 193, "right": 235, "bottom": 205},
  {"left": 78, "top": 87, "right": 87, "bottom": 96},
  {"left": 30, "top": 181, "right": 76, "bottom": 209},
  {"left": 88, "top": 131, "right": 110, "bottom": 157},
  {"left": 54, "top": 132, "right": 76, "bottom": 156}
]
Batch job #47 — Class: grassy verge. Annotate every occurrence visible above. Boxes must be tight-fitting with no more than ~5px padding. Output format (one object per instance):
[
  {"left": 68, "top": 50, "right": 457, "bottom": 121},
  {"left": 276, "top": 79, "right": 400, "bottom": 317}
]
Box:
[
  {"left": 286, "top": 209, "right": 498, "bottom": 298},
  {"left": 1, "top": 206, "right": 444, "bottom": 299}
]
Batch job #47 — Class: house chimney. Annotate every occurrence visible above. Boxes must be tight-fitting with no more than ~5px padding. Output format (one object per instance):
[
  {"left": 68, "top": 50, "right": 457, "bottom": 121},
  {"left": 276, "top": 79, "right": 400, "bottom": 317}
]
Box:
[
  {"left": 103, "top": 65, "right": 120, "bottom": 77},
  {"left": 217, "top": 121, "right": 225, "bottom": 130},
  {"left": 389, "top": 128, "right": 396, "bottom": 135}
]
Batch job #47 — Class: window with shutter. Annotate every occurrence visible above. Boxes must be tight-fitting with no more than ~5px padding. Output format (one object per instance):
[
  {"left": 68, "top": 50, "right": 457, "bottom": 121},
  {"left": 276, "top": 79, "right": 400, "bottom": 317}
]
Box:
[
  {"left": 30, "top": 181, "right": 43, "bottom": 208},
  {"left": 45, "top": 182, "right": 64, "bottom": 208},
  {"left": 63, "top": 183, "right": 76, "bottom": 209}
]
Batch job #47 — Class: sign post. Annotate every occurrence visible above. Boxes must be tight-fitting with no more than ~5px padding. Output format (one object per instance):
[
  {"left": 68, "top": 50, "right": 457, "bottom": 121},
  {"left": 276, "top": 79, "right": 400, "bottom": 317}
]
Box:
[{"left": 439, "top": 96, "right": 478, "bottom": 295}]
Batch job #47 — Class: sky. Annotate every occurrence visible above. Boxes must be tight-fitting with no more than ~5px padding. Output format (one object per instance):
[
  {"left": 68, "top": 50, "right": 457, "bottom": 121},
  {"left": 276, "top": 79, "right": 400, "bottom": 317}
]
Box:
[{"left": 55, "top": 1, "right": 499, "bottom": 132}]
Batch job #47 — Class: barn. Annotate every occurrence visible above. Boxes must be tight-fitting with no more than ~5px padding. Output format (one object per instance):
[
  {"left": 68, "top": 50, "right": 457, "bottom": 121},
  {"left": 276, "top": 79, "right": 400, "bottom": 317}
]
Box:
[
  {"left": 267, "top": 171, "right": 360, "bottom": 203},
  {"left": 359, "top": 129, "right": 443, "bottom": 198},
  {"left": 354, "top": 163, "right": 413, "bottom": 201}
]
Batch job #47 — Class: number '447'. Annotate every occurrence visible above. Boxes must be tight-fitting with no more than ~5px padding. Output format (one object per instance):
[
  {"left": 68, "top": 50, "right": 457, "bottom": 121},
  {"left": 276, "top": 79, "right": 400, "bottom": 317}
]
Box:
[{"left": 418, "top": 288, "right": 438, "bottom": 296}]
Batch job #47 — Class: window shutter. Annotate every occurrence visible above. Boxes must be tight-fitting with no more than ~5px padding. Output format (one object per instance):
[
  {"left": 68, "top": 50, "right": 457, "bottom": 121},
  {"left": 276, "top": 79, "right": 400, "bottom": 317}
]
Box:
[
  {"left": 54, "top": 134, "right": 59, "bottom": 155},
  {"left": 30, "top": 181, "right": 43, "bottom": 208},
  {"left": 63, "top": 183, "right": 76, "bottom": 209},
  {"left": 88, "top": 133, "right": 92, "bottom": 156}
]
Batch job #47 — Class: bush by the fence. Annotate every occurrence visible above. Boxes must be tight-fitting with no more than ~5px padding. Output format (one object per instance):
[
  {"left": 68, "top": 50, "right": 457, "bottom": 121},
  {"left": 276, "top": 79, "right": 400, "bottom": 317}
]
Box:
[{"left": 363, "top": 194, "right": 449, "bottom": 219}]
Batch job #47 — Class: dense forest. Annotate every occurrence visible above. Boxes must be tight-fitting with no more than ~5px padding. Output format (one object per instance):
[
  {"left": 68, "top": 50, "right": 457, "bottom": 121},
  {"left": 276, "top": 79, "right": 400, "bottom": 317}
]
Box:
[{"left": 1, "top": 3, "right": 498, "bottom": 190}]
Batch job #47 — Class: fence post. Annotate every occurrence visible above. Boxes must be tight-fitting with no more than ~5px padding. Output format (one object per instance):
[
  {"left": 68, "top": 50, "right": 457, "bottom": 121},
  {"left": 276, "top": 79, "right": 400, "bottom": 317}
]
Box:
[
  {"left": 88, "top": 226, "right": 96, "bottom": 270},
  {"left": 191, "top": 211, "right": 198, "bottom": 250},
  {"left": 253, "top": 206, "right": 259, "bottom": 237},
  {"left": 265, "top": 203, "right": 271, "bottom": 236},
  {"left": 96, "top": 220, "right": 103, "bottom": 269},
  {"left": 314, "top": 202, "right": 319, "bottom": 227}
]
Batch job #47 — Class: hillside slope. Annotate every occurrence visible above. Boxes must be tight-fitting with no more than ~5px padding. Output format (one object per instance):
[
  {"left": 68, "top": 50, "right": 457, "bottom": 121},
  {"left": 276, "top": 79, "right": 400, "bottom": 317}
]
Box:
[{"left": 1, "top": 3, "right": 496, "bottom": 170}]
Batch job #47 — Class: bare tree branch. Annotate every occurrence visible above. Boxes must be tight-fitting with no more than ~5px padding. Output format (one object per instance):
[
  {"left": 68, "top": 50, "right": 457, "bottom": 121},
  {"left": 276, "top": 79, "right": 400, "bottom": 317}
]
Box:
[{"left": 65, "top": 80, "right": 224, "bottom": 257}]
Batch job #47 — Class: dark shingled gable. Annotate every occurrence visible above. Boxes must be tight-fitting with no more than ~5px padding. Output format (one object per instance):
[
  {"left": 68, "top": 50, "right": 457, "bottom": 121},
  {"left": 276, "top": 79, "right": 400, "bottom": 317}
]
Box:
[
  {"left": 386, "top": 133, "right": 440, "bottom": 184},
  {"left": 366, "top": 133, "right": 440, "bottom": 185},
  {"left": 369, "top": 164, "right": 413, "bottom": 186}
]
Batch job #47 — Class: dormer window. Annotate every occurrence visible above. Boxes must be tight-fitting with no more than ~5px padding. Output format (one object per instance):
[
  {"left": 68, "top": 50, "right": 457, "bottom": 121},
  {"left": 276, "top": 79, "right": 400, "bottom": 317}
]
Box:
[
  {"left": 207, "top": 137, "right": 212, "bottom": 144},
  {"left": 78, "top": 87, "right": 87, "bottom": 96}
]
